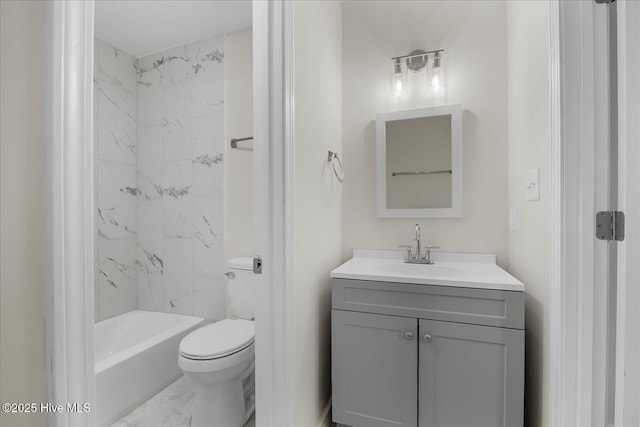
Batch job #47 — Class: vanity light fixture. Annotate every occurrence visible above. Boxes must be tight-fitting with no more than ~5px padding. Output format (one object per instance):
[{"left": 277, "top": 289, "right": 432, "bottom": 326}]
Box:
[{"left": 390, "top": 49, "right": 445, "bottom": 97}]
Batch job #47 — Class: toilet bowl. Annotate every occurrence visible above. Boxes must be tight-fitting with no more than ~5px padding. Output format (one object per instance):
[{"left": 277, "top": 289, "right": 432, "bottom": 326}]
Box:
[
  {"left": 179, "top": 319, "right": 255, "bottom": 427},
  {"left": 178, "top": 258, "right": 256, "bottom": 427}
]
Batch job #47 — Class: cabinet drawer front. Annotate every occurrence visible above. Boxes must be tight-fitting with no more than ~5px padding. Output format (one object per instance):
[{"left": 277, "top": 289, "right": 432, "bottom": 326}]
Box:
[
  {"left": 332, "top": 278, "right": 524, "bottom": 329},
  {"left": 332, "top": 310, "right": 418, "bottom": 427},
  {"left": 418, "top": 319, "right": 524, "bottom": 427}
]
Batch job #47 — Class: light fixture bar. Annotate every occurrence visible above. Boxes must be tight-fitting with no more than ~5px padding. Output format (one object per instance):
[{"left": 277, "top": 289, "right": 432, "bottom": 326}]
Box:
[{"left": 391, "top": 49, "right": 444, "bottom": 61}]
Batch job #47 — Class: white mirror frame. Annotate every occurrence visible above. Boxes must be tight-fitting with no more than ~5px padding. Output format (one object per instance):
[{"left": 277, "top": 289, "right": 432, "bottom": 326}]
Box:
[{"left": 376, "top": 104, "right": 463, "bottom": 218}]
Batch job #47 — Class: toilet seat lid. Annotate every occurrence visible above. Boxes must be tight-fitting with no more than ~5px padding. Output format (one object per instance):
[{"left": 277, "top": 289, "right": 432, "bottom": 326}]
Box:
[{"left": 179, "top": 319, "right": 255, "bottom": 360}]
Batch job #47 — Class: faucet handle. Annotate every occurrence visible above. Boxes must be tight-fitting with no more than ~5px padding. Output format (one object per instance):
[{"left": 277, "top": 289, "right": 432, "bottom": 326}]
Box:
[
  {"left": 423, "top": 245, "right": 440, "bottom": 263},
  {"left": 398, "top": 245, "right": 413, "bottom": 259}
]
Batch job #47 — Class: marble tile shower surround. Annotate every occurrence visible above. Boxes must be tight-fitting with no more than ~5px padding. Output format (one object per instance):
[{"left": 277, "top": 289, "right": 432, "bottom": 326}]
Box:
[
  {"left": 94, "top": 35, "right": 226, "bottom": 322},
  {"left": 95, "top": 39, "right": 138, "bottom": 322}
]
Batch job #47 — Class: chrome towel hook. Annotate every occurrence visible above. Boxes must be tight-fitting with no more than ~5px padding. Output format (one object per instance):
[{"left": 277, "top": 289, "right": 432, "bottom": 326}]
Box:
[{"left": 328, "top": 150, "right": 344, "bottom": 182}]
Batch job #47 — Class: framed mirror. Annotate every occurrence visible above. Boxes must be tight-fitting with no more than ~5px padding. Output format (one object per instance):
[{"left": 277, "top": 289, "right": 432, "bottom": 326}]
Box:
[{"left": 376, "top": 104, "right": 463, "bottom": 218}]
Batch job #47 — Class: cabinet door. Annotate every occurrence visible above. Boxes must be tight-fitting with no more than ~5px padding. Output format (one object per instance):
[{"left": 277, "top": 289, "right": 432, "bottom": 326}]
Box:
[
  {"left": 418, "top": 319, "right": 524, "bottom": 427},
  {"left": 332, "top": 310, "right": 418, "bottom": 427}
]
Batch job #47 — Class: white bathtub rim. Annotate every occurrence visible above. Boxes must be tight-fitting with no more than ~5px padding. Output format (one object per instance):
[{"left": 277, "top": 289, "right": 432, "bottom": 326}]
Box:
[{"left": 95, "top": 310, "right": 204, "bottom": 374}]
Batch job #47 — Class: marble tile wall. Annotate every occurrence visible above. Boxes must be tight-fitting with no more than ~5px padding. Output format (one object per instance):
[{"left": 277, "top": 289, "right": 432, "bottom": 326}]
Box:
[
  {"left": 94, "top": 35, "right": 226, "bottom": 322},
  {"left": 135, "top": 35, "right": 226, "bottom": 321},
  {"left": 94, "top": 38, "right": 138, "bottom": 321}
]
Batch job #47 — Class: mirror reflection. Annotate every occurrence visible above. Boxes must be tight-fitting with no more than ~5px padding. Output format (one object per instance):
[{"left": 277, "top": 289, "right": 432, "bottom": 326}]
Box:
[{"left": 386, "top": 115, "right": 452, "bottom": 209}]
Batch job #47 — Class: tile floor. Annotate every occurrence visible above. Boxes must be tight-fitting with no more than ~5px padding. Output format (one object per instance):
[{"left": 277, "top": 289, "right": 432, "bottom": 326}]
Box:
[{"left": 110, "top": 375, "right": 255, "bottom": 427}]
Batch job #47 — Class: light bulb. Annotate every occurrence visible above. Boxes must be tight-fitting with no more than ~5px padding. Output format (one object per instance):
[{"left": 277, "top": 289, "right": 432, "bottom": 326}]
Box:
[
  {"left": 431, "top": 68, "right": 441, "bottom": 92},
  {"left": 394, "top": 73, "right": 404, "bottom": 96},
  {"left": 430, "top": 52, "right": 443, "bottom": 93},
  {"left": 391, "top": 58, "right": 407, "bottom": 97}
]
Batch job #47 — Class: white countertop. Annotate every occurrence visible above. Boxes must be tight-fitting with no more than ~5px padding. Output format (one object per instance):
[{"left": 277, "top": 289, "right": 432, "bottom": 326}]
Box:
[{"left": 331, "top": 250, "right": 525, "bottom": 292}]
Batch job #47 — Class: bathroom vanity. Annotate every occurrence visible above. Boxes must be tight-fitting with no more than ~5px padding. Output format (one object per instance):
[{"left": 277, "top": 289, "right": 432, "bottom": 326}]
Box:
[{"left": 330, "top": 250, "right": 525, "bottom": 427}]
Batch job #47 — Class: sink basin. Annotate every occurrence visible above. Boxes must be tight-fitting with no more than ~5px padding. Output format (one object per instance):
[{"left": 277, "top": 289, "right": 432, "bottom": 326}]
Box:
[
  {"left": 373, "top": 263, "right": 461, "bottom": 278},
  {"left": 330, "top": 249, "right": 525, "bottom": 291}
]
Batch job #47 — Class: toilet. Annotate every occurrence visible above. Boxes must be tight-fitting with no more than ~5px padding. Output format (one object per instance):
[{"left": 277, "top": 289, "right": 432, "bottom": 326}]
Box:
[{"left": 178, "top": 258, "right": 256, "bottom": 427}]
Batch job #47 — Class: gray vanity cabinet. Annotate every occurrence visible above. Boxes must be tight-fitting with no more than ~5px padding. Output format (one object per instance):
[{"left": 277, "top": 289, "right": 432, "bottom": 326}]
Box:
[
  {"left": 418, "top": 319, "right": 524, "bottom": 427},
  {"left": 331, "top": 310, "right": 418, "bottom": 427},
  {"left": 331, "top": 278, "right": 525, "bottom": 427}
]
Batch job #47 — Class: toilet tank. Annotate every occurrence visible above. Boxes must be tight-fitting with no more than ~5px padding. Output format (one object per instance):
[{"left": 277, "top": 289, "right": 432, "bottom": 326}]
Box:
[{"left": 227, "top": 257, "right": 255, "bottom": 320}]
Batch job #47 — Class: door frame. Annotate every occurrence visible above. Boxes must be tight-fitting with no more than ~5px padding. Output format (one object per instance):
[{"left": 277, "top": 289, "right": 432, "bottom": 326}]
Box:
[
  {"left": 613, "top": 1, "right": 640, "bottom": 424},
  {"left": 548, "top": 1, "right": 611, "bottom": 425},
  {"left": 253, "top": 1, "right": 296, "bottom": 425},
  {"left": 548, "top": 0, "right": 640, "bottom": 425},
  {"left": 44, "top": 1, "right": 96, "bottom": 425},
  {"left": 43, "top": 0, "right": 297, "bottom": 426}
]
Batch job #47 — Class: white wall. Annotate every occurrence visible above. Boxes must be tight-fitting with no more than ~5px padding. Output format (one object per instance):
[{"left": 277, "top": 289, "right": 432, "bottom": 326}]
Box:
[
  {"left": 0, "top": 1, "right": 47, "bottom": 426},
  {"left": 342, "top": 0, "right": 509, "bottom": 266},
  {"left": 506, "top": 2, "right": 550, "bottom": 426},
  {"left": 225, "top": 29, "right": 255, "bottom": 262},
  {"left": 293, "top": 2, "right": 343, "bottom": 425}
]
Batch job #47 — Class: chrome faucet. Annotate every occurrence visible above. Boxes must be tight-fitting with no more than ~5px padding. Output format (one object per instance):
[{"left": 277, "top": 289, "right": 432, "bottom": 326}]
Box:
[
  {"left": 414, "top": 223, "right": 422, "bottom": 259},
  {"left": 399, "top": 224, "right": 439, "bottom": 264}
]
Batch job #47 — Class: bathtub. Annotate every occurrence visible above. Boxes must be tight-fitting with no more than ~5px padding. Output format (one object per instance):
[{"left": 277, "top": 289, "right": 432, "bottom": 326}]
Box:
[{"left": 95, "top": 310, "right": 204, "bottom": 426}]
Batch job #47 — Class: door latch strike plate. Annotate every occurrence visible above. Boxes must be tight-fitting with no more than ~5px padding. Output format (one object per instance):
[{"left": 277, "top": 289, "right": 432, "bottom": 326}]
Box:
[{"left": 253, "top": 256, "right": 263, "bottom": 274}]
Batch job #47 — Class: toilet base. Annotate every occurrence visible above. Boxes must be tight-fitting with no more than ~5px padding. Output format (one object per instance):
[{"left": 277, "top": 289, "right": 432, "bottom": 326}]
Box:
[
  {"left": 242, "top": 400, "right": 255, "bottom": 426},
  {"left": 190, "top": 380, "right": 245, "bottom": 427},
  {"left": 182, "top": 356, "right": 255, "bottom": 427}
]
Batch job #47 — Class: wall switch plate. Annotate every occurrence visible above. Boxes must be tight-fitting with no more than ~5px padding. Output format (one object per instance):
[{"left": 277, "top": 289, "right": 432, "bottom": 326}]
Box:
[
  {"left": 526, "top": 168, "right": 540, "bottom": 201},
  {"left": 510, "top": 206, "right": 518, "bottom": 232}
]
